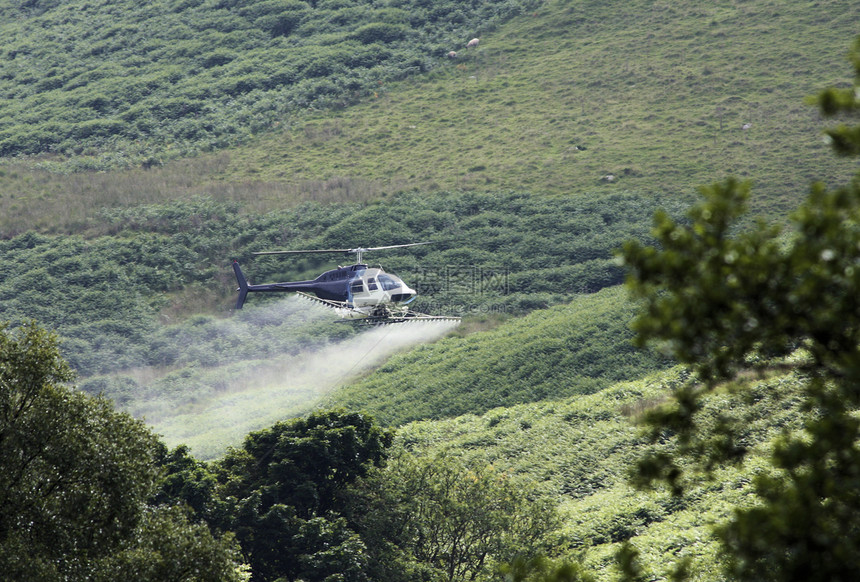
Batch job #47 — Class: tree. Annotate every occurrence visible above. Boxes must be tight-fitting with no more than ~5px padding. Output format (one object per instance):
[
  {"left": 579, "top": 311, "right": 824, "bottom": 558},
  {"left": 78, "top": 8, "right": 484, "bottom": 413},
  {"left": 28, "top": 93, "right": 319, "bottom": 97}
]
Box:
[
  {"left": 91, "top": 505, "right": 247, "bottom": 582},
  {"left": 346, "top": 450, "right": 560, "bottom": 582},
  {"left": 215, "top": 409, "right": 394, "bottom": 581},
  {"left": 217, "top": 409, "right": 394, "bottom": 518},
  {"left": 619, "top": 37, "right": 860, "bottom": 580},
  {"left": 0, "top": 321, "right": 243, "bottom": 580},
  {"left": 153, "top": 443, "right": 225, "bottom": 524}
]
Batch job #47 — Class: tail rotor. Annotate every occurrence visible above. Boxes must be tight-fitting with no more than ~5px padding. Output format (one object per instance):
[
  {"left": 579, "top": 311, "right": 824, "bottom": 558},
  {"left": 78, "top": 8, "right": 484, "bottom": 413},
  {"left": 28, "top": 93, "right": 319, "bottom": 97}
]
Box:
[{"left": 233, "top": 261, "right": 249, "bottom": 310}]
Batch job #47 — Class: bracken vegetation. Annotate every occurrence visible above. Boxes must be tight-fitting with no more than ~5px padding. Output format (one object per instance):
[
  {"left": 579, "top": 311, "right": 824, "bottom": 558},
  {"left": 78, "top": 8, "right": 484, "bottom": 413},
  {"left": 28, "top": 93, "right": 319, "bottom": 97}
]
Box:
[
  {"left": 1, "top": 0, "right": 857, "bottom": 236},
  {"left": 327, "top": 286, "right": 674, "bottom": 425},
  {"left": 0, "top": 0, "right": 538, "bottom": 167},
  {"left": 0, "top": 190, "right": 682, "bottom": 405}
]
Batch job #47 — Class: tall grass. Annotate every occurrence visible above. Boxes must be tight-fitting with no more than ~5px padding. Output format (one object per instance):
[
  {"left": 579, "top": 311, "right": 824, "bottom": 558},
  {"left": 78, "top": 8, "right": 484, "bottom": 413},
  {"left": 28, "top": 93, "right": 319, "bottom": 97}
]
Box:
[{"left": 0, "top": 154, "right": 387, "bottom": 236}]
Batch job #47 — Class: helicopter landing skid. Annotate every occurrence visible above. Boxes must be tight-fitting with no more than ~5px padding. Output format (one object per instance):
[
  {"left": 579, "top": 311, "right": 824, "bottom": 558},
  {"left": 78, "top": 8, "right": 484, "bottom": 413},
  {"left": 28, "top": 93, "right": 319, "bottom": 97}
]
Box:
[
  {"left": 295, "top": 292, "right": 460, "bottom": 325},
  {"left": 343, "top": 313, "right": 462, "bottom": 326}
]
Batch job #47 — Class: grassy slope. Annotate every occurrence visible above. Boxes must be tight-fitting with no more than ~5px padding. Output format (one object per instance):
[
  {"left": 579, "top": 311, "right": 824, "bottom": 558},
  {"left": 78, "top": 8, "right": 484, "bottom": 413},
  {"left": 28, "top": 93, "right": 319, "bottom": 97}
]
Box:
[
  {"left": 221, "top": 0, "right": 857, "bottom": 217},
  {"left": 1, "top": 0, "right": 857, "bottom": 234},
  {"left": 326, "top": 286, "right": 674, "bottom": 426},
  {"left": 390, "top": 366, "right": 808, "bottom": 579},
  {"left": 0, "top": 0, "right": 539, "bottom": 160}
]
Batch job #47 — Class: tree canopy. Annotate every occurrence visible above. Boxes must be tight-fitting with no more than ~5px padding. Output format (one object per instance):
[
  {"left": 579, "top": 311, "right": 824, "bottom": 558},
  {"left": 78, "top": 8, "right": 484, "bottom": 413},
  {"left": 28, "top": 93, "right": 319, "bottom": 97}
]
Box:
[
  {"left": 619, "top": 36, "right": 860, "bottom": 581},
  {"left": 214, "top": 409, "right": 394, "bottom": 581},
  {"left": 346, "top": 450, "right": 560, "bottom": 582},
  {"left": 0, "top": 321, "right": 244, "bottom": 580}
]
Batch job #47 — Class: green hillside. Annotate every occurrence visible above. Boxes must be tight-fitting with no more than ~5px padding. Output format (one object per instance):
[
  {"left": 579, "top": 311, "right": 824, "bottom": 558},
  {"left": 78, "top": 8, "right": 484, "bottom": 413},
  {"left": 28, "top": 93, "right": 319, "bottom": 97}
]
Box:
[
  {"left": 389, "top": 364, "right": 809, "bottom": 580},
  {"left": 0, "top": 0, "right": 537, "bottom": 161},
  {"left": 326, "top": 286, "right": 674, "bottom": 426},
  {"left": 223, "top": 0, "right": 858, "bottom": 215},
  {"left": 0, "top": 191, "right": 677, "bottom": 377},
  {"left": 0, "top": 190, "right": 682, "bottom": 457},
  {"left": 2, "top": 0, "right": 858, "bottom": 235}
]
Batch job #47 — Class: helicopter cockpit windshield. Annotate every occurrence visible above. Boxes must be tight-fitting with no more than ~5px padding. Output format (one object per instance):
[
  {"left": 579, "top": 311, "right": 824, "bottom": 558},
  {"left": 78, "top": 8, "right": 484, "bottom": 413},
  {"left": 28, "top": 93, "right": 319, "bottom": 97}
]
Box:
[{"left": 378, "top": 274, "right": 401, "bottom": 291}]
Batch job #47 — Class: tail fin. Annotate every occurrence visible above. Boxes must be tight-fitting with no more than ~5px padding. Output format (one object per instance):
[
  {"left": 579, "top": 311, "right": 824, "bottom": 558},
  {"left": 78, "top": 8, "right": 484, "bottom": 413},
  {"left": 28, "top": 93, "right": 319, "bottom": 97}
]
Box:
[{"left": 233, "top": 261, "right": 249, "bottom": 310}]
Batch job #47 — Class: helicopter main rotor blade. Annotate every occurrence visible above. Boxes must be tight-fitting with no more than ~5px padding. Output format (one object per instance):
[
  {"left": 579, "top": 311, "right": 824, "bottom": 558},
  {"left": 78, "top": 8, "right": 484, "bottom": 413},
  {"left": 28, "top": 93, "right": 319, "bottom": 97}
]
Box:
[
  {"left": 253, "top": 242, "right": 434, "bottom": 256},
  {"left": 361, "top": 242, "right": 433, "bottom": 252},
  {"left": 252, "top": 248, "right": 352, "bottom": 256}
]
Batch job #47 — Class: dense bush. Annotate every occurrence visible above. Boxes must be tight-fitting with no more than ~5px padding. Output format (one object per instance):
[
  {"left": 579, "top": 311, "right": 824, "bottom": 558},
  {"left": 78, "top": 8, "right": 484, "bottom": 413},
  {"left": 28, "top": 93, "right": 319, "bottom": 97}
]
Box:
[
  {"left": 618, "top": 41, "right": 860, "bottom": 580},
  {"left": 213, "top": 409, "right": 393, "bottom": 581},
  {"left": 0, "top": 322, "right": 243, "bottom": 580},
  {"left": 346, "top": 449, "right": 560, "bottom": 581}
]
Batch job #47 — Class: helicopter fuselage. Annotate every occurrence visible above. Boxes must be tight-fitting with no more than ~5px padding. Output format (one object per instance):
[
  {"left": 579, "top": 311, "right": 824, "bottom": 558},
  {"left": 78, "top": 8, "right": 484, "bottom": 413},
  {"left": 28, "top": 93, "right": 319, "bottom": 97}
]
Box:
[{"left": 233, "top": 261, "right": 417, "bottom": 315}]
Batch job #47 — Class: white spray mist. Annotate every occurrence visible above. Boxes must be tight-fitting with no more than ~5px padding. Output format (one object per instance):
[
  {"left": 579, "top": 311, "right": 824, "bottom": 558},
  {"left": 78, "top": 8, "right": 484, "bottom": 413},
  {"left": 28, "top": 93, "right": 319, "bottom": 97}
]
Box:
[{"left": 149, "top": 296, "right": 458, "bottom": 459}]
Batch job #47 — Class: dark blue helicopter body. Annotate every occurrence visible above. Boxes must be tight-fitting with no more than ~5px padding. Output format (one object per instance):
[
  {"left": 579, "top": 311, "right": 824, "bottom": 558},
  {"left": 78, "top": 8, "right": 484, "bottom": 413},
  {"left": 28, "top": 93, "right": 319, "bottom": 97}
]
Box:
[{"left": 233, "top": 262, "right": 366, "bottom": 309}]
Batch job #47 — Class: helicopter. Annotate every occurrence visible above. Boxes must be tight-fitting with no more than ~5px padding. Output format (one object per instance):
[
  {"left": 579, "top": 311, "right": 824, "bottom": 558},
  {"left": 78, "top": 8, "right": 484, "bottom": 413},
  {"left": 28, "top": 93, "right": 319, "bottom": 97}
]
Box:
[{"left": 232, "top": 243, "right": 460, "bottom": 325}]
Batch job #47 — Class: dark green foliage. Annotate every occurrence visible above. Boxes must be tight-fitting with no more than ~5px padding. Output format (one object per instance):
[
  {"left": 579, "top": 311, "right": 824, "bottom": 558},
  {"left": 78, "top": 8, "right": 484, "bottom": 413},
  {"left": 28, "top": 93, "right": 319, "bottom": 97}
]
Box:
[
  {"left": 497, "top": 555, "right": 596, "bottom": 582},
  {"left": 0, "top": 0, "right": 539, "bottom": 165},
  {"left": 352, "top": 22, "right": 409, "bottom": 44},
  {"left": 91, "top": 505, "right": 245, "bottom": 582},
  {"left": 214, "top": 409, "right": 393, "bottom": 581},
  {"left": 347, "top": 450, "right": 560, "bottom": 581},
  {"left": 194, "top": 408, "right": 562, "bottom": 581},
  {"left": 0, "top": 321, "right": 153, "bottom": 577},
  {"left": 621, "top": 178, "right": 788, "bottom": 382},
  {"left": 218, "top": 409, "right": 393, "bottom": 517},
  {"left": 153, "top": 443, "right": 224, "bottom": 523},
  {"left": 0, "top": 321, "right": 242, "bottom": 580},
  {"left": 814, "top": 36, "right": 860, "bottom": 157},
  {"left": 620, "top": 40, "right": 860, "bottom": 581},
  {"left": 615, "top": 543, "right": 648, "bottom": 582}
]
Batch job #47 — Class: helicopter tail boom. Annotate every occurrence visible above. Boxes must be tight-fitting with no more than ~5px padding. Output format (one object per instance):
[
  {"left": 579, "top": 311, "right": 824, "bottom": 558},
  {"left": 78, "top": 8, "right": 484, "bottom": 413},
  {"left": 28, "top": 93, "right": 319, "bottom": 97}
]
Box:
[{"left": 233, "top": 261, "right": 324, "bottom": 309}]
